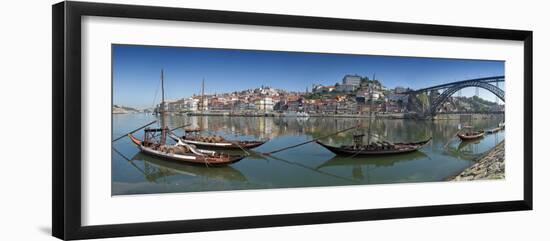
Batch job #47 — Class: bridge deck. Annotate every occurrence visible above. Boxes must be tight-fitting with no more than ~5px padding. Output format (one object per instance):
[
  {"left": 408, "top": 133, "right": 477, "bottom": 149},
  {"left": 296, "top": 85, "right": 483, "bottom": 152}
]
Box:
[{"left": 404, "top": 75, "right": 504, "bottom": 94}]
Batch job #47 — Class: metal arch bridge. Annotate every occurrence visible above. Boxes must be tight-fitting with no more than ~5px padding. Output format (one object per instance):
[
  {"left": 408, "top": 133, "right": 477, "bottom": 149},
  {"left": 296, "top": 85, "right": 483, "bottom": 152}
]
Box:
[{"left": 403, "top": 76, "right": 505, "bottom": 116}]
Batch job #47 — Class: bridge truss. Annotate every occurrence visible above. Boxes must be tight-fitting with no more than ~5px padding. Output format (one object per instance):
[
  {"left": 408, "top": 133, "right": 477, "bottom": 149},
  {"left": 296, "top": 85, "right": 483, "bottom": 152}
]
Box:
[{"left": 406, "top": 76, "right": 505, "bottom": 116}]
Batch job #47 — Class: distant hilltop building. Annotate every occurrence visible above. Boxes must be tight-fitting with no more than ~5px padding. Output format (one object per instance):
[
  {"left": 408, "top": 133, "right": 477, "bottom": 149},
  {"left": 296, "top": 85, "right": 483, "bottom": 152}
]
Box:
[
  {"left": 336, "top": 74, "right": 361, "bottom": 92},
  {"left": 313, "top": 74, "right": 373, "bottom": 93},
  {"left": 342, "top": 74, "right": 362, "bottom": 86}
]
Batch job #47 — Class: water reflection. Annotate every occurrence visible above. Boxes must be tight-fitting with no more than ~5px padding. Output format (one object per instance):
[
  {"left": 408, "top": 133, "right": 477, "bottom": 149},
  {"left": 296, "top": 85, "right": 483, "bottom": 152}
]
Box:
[
  {"left": 316, "top": 151, "right": 428, "bottom": 182},
  {"left": 445, "top": 131, "right": 504, "bottom": 160},
  {"left": 113, "top": 147, "right": 248, "bottom": 184},
  {"left": 318, "top": 151, "right": 428, "bottom": 169}
]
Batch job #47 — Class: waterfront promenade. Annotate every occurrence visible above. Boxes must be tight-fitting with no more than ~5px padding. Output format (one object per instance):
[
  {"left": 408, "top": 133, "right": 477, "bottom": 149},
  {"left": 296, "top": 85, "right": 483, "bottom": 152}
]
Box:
[{"left": 181, "top": 111, "right": 503, "bottom": 120}]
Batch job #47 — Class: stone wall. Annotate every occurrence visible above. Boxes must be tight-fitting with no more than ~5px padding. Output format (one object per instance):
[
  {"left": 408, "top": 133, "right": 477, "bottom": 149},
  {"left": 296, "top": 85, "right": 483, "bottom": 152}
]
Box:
[{"left": 451, "top": 141, "right": 505, "bottom": 181}]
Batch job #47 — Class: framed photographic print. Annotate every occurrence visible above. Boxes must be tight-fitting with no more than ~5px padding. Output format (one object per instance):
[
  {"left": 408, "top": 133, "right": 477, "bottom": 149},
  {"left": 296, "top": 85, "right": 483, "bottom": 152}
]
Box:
[{"left": 52, "top": 1, "right": 533, "bottom": 240}]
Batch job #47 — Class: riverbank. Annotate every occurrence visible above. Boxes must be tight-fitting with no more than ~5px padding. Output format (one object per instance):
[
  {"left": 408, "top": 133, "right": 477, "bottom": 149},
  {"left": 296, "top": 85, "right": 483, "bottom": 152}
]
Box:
[
  {"left": 449, "top": 141, "right": 505, "bottom": 181},
  {"left": 166, "top": 111, "right": 504, "bottom": 120},
  {"left": 186, "top": 111, "right": 414, "bottom": 119},
  {"left": 432, "top": 113, "right": 504, "bottom": 120}
]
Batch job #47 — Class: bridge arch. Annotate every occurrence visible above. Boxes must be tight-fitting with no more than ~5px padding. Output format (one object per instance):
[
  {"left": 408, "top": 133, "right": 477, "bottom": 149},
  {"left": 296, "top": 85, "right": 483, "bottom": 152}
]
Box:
[{"left": 429, "top": 81, "right": 505, "bottom": 116}]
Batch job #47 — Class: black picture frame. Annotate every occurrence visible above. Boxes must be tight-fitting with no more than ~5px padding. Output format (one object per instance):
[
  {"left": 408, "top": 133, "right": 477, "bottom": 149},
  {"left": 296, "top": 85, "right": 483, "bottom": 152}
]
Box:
[{"left": 52, "top": 1, "right": 533, "bottom": 240}]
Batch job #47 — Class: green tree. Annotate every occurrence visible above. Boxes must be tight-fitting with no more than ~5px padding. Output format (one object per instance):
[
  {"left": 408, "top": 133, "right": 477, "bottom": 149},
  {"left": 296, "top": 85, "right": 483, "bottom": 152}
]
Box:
[{"left": 417, "top": 93, "right": 429, "bottom": 111}]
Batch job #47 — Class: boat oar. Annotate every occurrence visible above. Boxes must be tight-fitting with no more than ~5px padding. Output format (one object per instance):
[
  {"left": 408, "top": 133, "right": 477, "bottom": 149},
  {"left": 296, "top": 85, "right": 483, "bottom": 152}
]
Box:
[
  {"left": 443, "top": 131, "right": 460, "bottom": 149},
  {"left": 112, "top": 120, "right": 157, "bottom": 142},
  {"left": 229, "top": 141, "right": 251, "bottom": 156},
  {"left": 263, "top": 151, "right": 359, "bottom": 184},
  {"left": 262, "top": 124, "right": 360, "bottom": 156},
  {"left": 170, "top": 124, "right": 192, "bottom": 133},
  {"left": 112, "top": 147, "right": 157, "bottom": 183}
]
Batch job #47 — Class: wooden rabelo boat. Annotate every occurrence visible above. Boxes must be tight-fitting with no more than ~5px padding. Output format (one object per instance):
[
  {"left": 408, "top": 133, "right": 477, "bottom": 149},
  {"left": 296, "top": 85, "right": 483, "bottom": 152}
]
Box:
[
  {"left": 124, "top": 70, "right": 245, "bottom": 166},
  {"left": 128, "top": 132, "right": 245, "bottom": 166},
  {"left": 179, "top": 134, "right": 267, "bottom": 150},
  {"left": 316, "top": 137, "right": 432, "bottom": 156},
  {"left": 457, "top": 130, "right": 484, "bottom": 141}
]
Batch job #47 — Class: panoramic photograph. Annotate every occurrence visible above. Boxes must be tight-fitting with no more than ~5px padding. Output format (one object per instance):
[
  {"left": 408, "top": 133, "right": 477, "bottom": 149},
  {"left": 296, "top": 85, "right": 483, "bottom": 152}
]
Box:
[{"left": 111, "top": 44, "right": 505, "bottom": 195}]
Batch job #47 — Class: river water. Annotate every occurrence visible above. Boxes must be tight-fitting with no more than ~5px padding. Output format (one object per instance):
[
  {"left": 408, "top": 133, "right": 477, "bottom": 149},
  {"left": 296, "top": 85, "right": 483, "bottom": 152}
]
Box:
[{"left": 112, "top": 114, "right": 505, "bottom": 195}]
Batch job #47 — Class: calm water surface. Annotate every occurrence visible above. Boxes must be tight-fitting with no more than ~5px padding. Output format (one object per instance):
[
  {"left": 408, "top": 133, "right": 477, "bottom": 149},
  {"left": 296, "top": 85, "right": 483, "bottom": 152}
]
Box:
[{"left": 112, "top": 114, "right": 504, "bottom": 195}]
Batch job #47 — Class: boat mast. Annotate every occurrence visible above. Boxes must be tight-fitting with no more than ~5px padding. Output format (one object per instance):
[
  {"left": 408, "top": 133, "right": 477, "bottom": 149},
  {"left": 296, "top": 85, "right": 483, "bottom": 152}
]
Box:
[
  {"left": 161, "top": 69, "right": 165, "bottom": 106},
  {"left": 366, "top": 74, "right": 375, "bottom": 145},
  {"left": 201, "top": 78, "right": 205, "bottom": 113},
  {"left": 160, "top": 69, "right": 167, "bottom": 145}
]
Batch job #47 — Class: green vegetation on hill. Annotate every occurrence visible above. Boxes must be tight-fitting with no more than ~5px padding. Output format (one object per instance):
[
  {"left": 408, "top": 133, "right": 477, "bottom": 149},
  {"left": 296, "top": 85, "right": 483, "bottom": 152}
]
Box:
[
  {"left": 463, "top": 96, "right": 500, "bottom": 112},
  {"left": 304, "top": 92, "right": 352, "bottom": 100},
  {"left": 112, "top": 105, "right": 140, "bottom": 113}
]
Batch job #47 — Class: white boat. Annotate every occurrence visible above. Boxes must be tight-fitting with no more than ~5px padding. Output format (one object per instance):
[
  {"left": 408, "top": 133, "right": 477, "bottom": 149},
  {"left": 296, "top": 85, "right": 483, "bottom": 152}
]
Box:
[{"left": 282, "top": 111, "right": 310, "bottom": 118}]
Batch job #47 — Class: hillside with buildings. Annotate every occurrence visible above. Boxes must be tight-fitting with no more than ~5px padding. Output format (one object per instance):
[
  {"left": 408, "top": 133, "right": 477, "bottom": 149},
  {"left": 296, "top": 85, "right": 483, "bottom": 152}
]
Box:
[{"left": 155, "top": 74, "right": 501, "bottom": 116}]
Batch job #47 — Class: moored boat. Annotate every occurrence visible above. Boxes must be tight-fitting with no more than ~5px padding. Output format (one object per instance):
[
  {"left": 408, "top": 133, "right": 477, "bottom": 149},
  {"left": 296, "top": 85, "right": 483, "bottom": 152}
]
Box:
[
  {"left": 457, "top": 130, "right": 484, "bottom": 141},
  {"left": 316, "top": 137, "right": 431, "bottom": 156},
  {"left": 180, "top": 135, "right": 267, "bottom": 150},
  {"left": 128, "top": 133, "right": 244, "bottom": 166}
]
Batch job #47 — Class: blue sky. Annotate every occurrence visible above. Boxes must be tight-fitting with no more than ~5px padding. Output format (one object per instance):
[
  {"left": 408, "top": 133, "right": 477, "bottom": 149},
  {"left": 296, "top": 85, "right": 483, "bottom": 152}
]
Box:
[{"left": 113, "top": 44, "right": 504, "bottom": 109}]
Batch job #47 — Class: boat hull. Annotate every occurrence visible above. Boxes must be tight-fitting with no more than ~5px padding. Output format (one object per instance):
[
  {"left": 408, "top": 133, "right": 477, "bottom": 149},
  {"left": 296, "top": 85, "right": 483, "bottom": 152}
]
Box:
[
  {"left": 181, "top": 138, "right": 266, "bottom": 150},
  {"left": 316, "top": 138, "right": 431, "bottom": 157},
  {"left": 457, "top": 132, "right": 484, "bottom": 141},
  {"left": 128, "top": 134, "right": 244, "bottom": 166}
]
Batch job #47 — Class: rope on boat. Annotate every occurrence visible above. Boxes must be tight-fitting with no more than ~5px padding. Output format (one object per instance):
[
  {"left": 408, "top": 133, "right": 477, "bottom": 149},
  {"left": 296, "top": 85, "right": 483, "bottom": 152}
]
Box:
[
  {"left": 112, "top": 147, "right": 158, "bottom": 183},
  {"left": 112, "top": 120, "right": 157, "bottom": 142},
  {"left": 262, "top": 151, "right": 359, "bottom": 184},
  {"left": 168, "top": 131, "right": 206, "bottom": 156},
  {"left": 165, "top": 130, "right": 214, "bottom": 168},
  {"left": 204, "top": 158, "right": 211, "bottom": 168},
  {"left": 347, "top": 147, "right": 366, "bottom": 159},
  {"left": 170, "top": 124, "right": 192, "bottom": 133},
  {"left": 231, "top": 141, "right": 251, "bottom": 156},
  {"left": 262, "top": 124, "right": 360, "bottom": 155}
]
